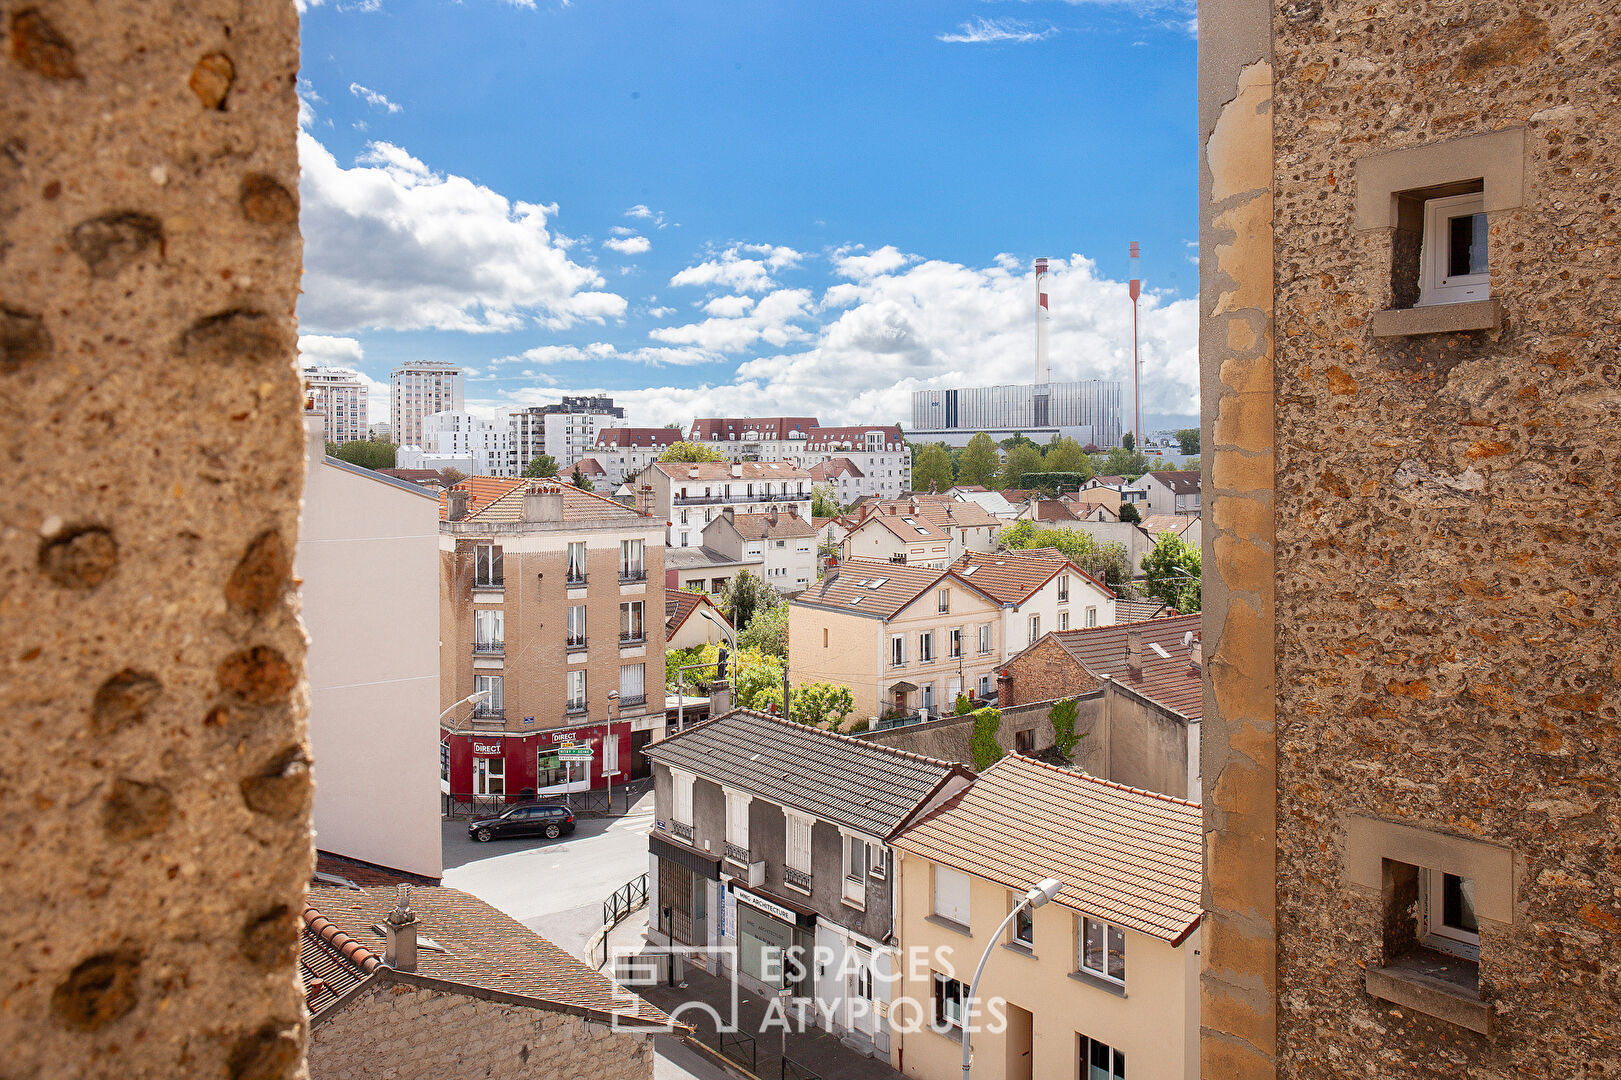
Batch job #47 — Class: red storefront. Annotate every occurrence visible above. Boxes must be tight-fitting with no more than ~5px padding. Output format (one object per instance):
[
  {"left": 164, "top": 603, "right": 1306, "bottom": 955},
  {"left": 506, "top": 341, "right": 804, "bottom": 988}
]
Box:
[{"left": 442, "top": 721, "right": 637, "bottom": 805}]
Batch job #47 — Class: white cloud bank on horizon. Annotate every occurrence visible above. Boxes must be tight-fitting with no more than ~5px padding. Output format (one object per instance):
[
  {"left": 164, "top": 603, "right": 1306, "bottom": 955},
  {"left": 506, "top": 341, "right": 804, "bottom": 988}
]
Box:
[{"left": 297, "top": 130, "right": 627, "bottom": 334}]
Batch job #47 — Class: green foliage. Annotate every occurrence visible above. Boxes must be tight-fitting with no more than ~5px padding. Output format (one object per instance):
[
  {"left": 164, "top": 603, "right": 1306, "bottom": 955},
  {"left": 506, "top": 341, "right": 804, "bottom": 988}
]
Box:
[
  {"left": 658, "top": 441, "right": 727, "bottom": 463},
  {"left": 1174, "top": 428, "right": 1201, "bottom": 456},
  {"left": 953, "top": 693, "right": 975, "bottom": 717},
  {"left": 911, "top": 442, "right": 955, "bottom": 494},
  {"left": 720, "top": 569, "right": 781, "bottom": 630},
  {"left": 1121, "top": 432, "right": 1135, "bottom": 452},
  {"left": 1094, "top": 445, "right": 1150, "bottom": 477},
  {"left": 1142, "top": 532, "right": 1202, "bottom": 613},
  {"left": 1049, "top": 697, "right": 1082, "bottom": 759},
  {"left": 999, "top": 433, "right": 1038, "bottom": 452},
  {"left": 330, "top": 439, "right": 397, "bottom": 471},
  {"left": 570, "top": 465, "right": 594, "bottom": 491},
  {"left": 755, "top": 681, "right": 856, "bottom": 729},
  {"left": 1181, "top": 456, "right": 1200, "bottom": 472},
  {"left": 998, "top": 521, "right": 1131, "bottom": 587},
  {"left": 1117, "top": 502, "right": 1141, "bottom": 524},
  {"left": 957, "top": 433, "right": 1001, "bottom": 488},
  {"left": 437, "top": 467, "right": 468, "bottom": 487},
  {"left": 816, "top": 537, "right": 839, "bottom": 579},
  {"left": 810, "top": 483, "right": 843, "bottom": 519},
  {"left": 738, "top": 603, "right": 788, "bottom": 659},
  {"left": 970, "top": 707, "right": 1005, "bottom": 770},
  {"left": 1040, "top": 437, "right": 1093, "bottom": 479},
  {"left": 999, "top": 443, "right": 1045, "bottom": 490},
  {"left": 1021, "top": 472, "right": 1092, "bottom": 496},
  {"left": 734, "top": 650, "right": 786, "bottom": 711},
  {"left": 523, "top": 454, "right": 559, "bottom": 478}
]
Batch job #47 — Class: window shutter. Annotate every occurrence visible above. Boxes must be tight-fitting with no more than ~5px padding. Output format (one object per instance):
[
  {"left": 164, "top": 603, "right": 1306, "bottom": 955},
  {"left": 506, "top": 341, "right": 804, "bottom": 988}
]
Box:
[
  {"left": 933, "top": 865, "right": 971, "bottom": 925},
  {"left": 787, "top": 814, "right": 812, "bottom": 872}
]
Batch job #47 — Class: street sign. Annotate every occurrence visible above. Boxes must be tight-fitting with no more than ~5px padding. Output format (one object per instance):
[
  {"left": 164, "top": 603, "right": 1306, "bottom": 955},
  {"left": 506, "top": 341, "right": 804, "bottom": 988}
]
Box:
[{"left": 557, "top": 744, "right": 593, "bottom": 759}]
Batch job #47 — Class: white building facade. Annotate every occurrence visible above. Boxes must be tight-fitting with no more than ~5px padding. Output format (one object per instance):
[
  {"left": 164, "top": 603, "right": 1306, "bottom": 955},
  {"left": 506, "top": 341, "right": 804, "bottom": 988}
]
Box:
[
  {"left": 397, "top": 410, "right": 512, "bottom": 477},
  {"left": 390, "top": 361, "right": 464, "bottom": 448},
  {"left": 632, "top": 461, "right": 813, "bottom": 550},
  {"left": 507, "top": 396, "right": 626, "bottom": 475},
  {"left": 302, "top": 366, "right": 369, "bottom": 445}
]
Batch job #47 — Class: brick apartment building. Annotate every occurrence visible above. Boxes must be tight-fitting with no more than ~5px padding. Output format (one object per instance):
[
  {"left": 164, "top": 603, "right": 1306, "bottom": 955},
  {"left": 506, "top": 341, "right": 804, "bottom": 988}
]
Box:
[{"left": 438, "top": 478, "right": 666, "bottom": 807}]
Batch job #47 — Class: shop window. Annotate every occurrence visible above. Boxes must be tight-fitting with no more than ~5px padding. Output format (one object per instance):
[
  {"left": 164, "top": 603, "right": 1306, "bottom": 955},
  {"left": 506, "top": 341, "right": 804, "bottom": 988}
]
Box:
[{"left": 473, "top": 755, "right": 505, "bottom": 797}]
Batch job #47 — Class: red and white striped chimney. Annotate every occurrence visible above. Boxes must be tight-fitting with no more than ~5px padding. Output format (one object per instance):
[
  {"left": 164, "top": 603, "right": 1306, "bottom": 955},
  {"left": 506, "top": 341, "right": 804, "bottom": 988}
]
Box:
[{"left": 1034, "top": 257, "right": 1051, "bottom": 385}]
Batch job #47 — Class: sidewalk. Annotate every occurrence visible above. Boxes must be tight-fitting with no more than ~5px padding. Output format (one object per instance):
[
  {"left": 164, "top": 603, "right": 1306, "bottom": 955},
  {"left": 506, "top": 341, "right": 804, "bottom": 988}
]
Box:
[{"left": 624, "top": 956, "right": 903, "bottom": 1080}]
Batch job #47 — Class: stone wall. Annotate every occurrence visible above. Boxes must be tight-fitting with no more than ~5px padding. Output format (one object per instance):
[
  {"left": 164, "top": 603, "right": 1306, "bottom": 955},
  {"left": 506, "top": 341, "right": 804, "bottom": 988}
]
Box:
[
  {"left": 996, "top": 636, "right": 1101, "bottom": 706},
  {"left": 1200, "top": 0, "right": 1621, "bottom": 1074},
  {"left": 308, "top": 979, "right": 652, "bottom": 1080},
  {"left": 1, "top": 2, "right": 309, "bottom": 1078}
]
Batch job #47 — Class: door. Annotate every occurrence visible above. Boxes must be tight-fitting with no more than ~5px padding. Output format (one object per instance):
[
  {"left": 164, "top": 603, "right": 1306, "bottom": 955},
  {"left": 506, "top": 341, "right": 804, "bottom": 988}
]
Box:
[
  {"left": 1004, "top": 1002, "right": 1032, "bottom": 1080},
  {"left": 847, "top": 946, "right": 875, "bottom": 1037}
]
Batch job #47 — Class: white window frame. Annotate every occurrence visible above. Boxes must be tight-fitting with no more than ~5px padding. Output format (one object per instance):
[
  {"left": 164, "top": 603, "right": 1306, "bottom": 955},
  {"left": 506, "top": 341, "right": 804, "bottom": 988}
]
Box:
[
  {"left": 1059, "top": 611, "right": 1070, "bottom": 631},
  {"left": 891, "top": 635, "right": 907, "bottom": 667},
  {"left": 785, "top": 812, "right": 813, "bottom": 890},
  {"left": 919, "top": 631, "right": 935, "bottom": 663},
  {"left": 842, "top": 833, "right": 868, "bottom": 907},
  {"left": 977, "top": 673, "right": 993, "bottom": 697},
  {"left": 620, "top": 538, "right": 644, "bottom": 577},
  {"left": 1420, "top": 867, "right": 1481, "bottom": 961},
  {"left": 932, "top": 972, "right": 966, "bottom": 1031},
  {"left": 867, "top": 842, "right": 886, "bottom": 879},
  {"left": 619, "top": 662, "right": 645, "bottom": 703},
  {"left": 1079, "top": 916, "right": 1126, "bottom": 986},
  {"left": 724, "top": 789, "right": 751, "bottom": 863},
  {"left": 977, "top": 624, "right": 993, "bottom": 655},
  {"left": 1080, "top": 1035, "right": 1126, "bottom": 1080},
  {"left": 671, "top": 769, "right": 695, "bottom": 829},
  {"left": 937, "top": 588, "right": 950, "bottom": 613},
  {"left": 475, "top": 543, "right": 504, "bottom": 587},
  {"left": 567, "top": 604, "right": 587, "bottom": 643},
  {"left": 475, "top": 674, "right": 503, "bottom": 712},
  {"left": 948, "top": 628, "right": 963, "bottom": 659},
  {"left": 1028, "top": 614, "right": 1040, "bottom": 644},
  {"left": 473, "top": 755, "right": 504, "bottom": 797},
  {"left": 475, "top": 608, "right": 504, "bottom": 645},
  {"left": 1418, "top": 191, "right": 1490, "bottom": 307},
  {"left": 933, "top": 865, "right": 970, "bottom": 927},
  {"left": 565, "top": 541, "right": 587, "bottom": 581},
  {"left": 1085, "top": 606, "right": 1098, "bottom": 628},
  {"left": 567, "top": 669, "right": 587, "bottom": 710},
  {"left": 1012, "top": 893, "right": 1034, "bottom": 949},
  {"left": 1058, "top": 575, "right": 1069, "bottom": 602}
]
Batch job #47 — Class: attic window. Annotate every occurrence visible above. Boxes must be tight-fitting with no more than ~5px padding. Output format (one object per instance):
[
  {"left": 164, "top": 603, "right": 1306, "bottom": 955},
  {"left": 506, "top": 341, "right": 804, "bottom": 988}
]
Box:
[
  {"left": 960, "top": 566, "right": 979, "bottom": 576},
  {"left": 1149, "top": 642, "right": 1171, "bottom": 660},
  {"left": 868, "top": 578, "right": 889, "bottom": 588},
  {"left": 849, "top": 595, "right": 864, "bottom": 605}
]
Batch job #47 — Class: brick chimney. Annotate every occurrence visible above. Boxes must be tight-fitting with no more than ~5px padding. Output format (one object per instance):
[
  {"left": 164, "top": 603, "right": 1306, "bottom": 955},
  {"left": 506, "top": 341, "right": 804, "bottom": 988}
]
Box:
[
  {"left": 1126, "top": 627, "right": 1143, "bottom": 679},
  {"left": 383, "top": 884, "right": 419, "bottom": 972},
  {"left": 447, "top": 489, "right": 471, "bottom": 521},
  {"left": 524, "top": 483, "right": 564, "bottom": 523},
  {"left": 730, "top": 462, "right": 743, "bottom": 478},
  {"left": 635, "top": 483, "right": 653, "bottom": 517},
  {"left": 768, "top": 506, "right": 779, "bottom": 526}
]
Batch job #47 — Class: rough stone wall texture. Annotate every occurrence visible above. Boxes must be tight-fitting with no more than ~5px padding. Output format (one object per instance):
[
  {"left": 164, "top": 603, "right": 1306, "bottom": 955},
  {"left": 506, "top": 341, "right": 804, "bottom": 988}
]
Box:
[
  {"left": 1203, "top": 0, "right": 1621, "bottom": 1074},
  {"left": 0, "top": 2, "right": 309, "bottom": 1077},
  {"left": 997, "top": 636, "right": 1100, "bottom": 706},
  {"left": 308, "top": 982, "right": 652, "bottom": 1080}
]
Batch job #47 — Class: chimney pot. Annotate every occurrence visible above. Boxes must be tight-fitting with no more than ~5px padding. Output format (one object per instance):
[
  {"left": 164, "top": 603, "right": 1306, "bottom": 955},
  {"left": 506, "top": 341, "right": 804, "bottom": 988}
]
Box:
[
  {"left": 447, "top": 489, "right": 471, "bottom": 521},
  {"left": 384, "top": 884, "right": 419, "bottom": 972}
]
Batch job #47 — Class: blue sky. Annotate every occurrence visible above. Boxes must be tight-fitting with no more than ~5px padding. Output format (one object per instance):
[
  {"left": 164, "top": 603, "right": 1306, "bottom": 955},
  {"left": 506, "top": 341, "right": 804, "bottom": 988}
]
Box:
[{"left": 296, "top": 0, "right": 1198, "bottom": 432}]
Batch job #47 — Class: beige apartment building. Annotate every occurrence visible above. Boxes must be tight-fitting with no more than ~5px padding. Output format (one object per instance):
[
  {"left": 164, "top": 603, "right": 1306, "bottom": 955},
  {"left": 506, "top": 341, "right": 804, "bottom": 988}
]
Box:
[
  {"left": 789, "top": 558, "right": 1007, "bottom": 719},
  {"left": 838, "top": 496, "right": 1001, "bottom": 569},
  {"left": 891, "top": 755, "right": 1201, "bottom": 1080},
  {"left": 439, "top": 478, "right": 666, "bottom": 807},
  {"left": 631, "top": 460, "right": 813, "bottom": 550}
]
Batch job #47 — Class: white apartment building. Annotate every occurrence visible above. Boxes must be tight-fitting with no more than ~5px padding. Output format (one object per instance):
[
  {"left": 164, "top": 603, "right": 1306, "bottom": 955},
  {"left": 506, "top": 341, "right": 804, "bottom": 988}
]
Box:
[
  {"left": 580, "top": 428, "right": 682, "bottom": 487},
  {"left": 631, "top": 461, "right": 813, "bottom": 550},
  {"left": 507, "top": 396, "right": 625, "bottom": 475},
  {"left": 390, "top": 361, "right": 464, "bottom": 448},
  {"left": 701, "top": 507, "right": 818, "bottom": 594},
  {"left": 686, "top": 417, "right": 912, "bottom": 499},
  {"left": 301, "top": 366, "right": 369, "bottom": 446},
  {"left": 397, "top": 410, "right": 512, "bottom": 477}
]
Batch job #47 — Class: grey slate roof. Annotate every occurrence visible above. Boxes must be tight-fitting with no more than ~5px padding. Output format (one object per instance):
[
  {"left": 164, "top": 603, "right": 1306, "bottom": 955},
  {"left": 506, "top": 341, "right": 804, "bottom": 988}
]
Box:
[{"left": 645, "top": 708, "right": 965, "bottom": 839}]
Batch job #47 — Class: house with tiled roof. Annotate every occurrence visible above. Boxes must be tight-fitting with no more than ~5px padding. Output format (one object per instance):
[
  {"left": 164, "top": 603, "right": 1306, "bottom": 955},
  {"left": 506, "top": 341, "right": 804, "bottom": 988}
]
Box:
[
  {"left": 1059, "top": 494, "right": 1119, "bottom": 521},
  {"left": 997, "top": 613, "right": 1204, "bottom": 799},
  {"left": 1128, "top": 469, "right": 1201, "bottom": 516},
  {"left": 807, "top": 455, "right": 866, "bottom": 505},
  {"left": 683, "top": 418, "right": 912, "bottom": 499},
  {"left": 1017, "top": 496, "right": 1080, "bottom": 523},
  {"left": 839, "top": 496, "right": 1001, "bottom": 569},
  {"left": 790, "top": 558, "right": 1017, "bottom": 719},
  {"left": 951, "top": 548, "right": 1117, "bottom": 651},
  {"left": 438, "top": 479, "right": 667, "bottom": 810},
  {"left": 665, "top": 589, "right": 729, "bottom": 650},
  {"left": 1080, "top": 475, "right": 1148, "bottom": 516},
  {"left": 644, "top": 708, "right": 973, "bottom": 1061},
  {"left": 701, "top": 506, "right": 818, "bottom": 593},
  {"left": 889, "top": 754, "right": 1200, "bottom": 1080},
  {"left": 664, "top": 544, "right": 763, "bottom": 597},
  {"left": 585, "top": 427, "right": 683, "bottom": 486},
  {"left": 303, "top": 883, "right": 674, "bottom": 1080},
  {"left": 632, "top": 460, "right": 813, "bottom": 551}
]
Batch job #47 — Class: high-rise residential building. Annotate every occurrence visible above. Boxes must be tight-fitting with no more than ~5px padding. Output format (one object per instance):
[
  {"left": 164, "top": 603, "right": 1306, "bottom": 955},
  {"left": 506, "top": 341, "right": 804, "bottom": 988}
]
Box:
[
  {"left": 301, "top": 366, "right": 369, "bottom": 445},
  {"left": 390, "top": 362, "right": 464, "bottom": 448},
  {"left": 507, "top": 395, "right": 625, "bottom": 475},
  {"left": 397, "top": 410, "right": 512, "bottom": 477},
  {"left": 909, "top": 380, "right": 1123, "bottom": 447}
]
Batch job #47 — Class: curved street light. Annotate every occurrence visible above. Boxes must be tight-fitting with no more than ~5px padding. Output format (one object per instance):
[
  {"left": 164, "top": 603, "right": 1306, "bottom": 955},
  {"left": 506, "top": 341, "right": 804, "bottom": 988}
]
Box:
[
  {"left": 439, "top": 688, "right": 492, "bottom": 730},
  {"left": 961, "top": 878, "right": 1064, "bottom": 1080}
]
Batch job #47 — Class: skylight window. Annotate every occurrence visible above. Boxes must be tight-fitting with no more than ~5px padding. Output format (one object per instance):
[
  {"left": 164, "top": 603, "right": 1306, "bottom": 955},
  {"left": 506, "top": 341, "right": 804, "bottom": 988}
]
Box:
[
  {"left": 960, "top": 565, "right": 979, "bottom": 576},
  {"left": 1149, "top": 642, "right": 1172, "bottom": 660},
  {"left": 855, "top": 578, "right": 871, "bottom": 587},
  {"left": 868, "top": 578, "right": 888, "bottom": 588},
  {"left": 849, "top": 595, "right": 864, "bottom": 605}
]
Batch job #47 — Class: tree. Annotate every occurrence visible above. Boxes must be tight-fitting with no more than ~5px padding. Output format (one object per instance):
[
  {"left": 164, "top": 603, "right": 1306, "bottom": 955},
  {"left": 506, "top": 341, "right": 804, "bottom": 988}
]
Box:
[
  {"left": 719, "top": 569, "right": 781, "bottom": 631},
  {"left": 1142, "top": 532, "right": 1202, "bottom": 612},
  {"left": 912, "top": 442, "right": 954, "bottom": 493},
  {"left": 738, "top": 603, "right": 788, "bottom": 659},
  {"left": 953, "top": 693, "right": 975, "bottom": 716},
  {"left": 570, "top": 465, "right": 594, "bottom": 491},
  {"left": 523, "top": 454, "right": 559, "bottom": 478},
  {"left": 1095, "top": 445, "right": 1150, "bottom": 477},
  {"left": 436, "top": 467, "right": 467, "bottom": 487},
  {"left": 957, "top": 433, "right": 1000, "bottom": 487},
  {"left": 999, "top": 433, "right": 1038, "bottom": 453},
  {"left": 755, "top": 681, "right": 856, "bottom": 729},
  {"left": 999, "top": 520, "right": 1132, "bottom": 587},
  {"left": 1041, "top": 437, "right": 1093, "bottom": 480},
  {"left": 1118, "top": 502, "right": 1141, "bottom": 524},
  {"left": 1175, "top": 428, "right": 1201, "bottom": 456},
  {"left": 816, "top": 537, "right": 839, "bottom": 579},
  {"left": 999, "top": 443, "right": 1045, "bottom": 490},
  {"left": 659, "top": 441, "right": 726, "bottom": 463},
  {"left": 970, "top": 707, "right": 1005, "bottom": 770},
  {"left": 1181, "top": 456, "right": 1201, "bottom": 472},
  {"left": 330, "top": 439, "right": 397, "bottom": 471},
  {"left": 1122, "top": 432, "right": 1136, "bottom": 452},
  {"left": 810, "top": 483, "right": 843, "bottom": 519}
]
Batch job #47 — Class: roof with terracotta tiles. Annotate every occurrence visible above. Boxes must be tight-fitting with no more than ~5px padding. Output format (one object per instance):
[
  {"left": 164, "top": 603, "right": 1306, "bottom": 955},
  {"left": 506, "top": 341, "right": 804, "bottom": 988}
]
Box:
[
  {"left": 1116, "top": 598, "right": 1175, "bottom": 623},
  {"left": 1139, "top": 514, "right": 1197, "bottom": 537},
  {"left": 713, "top": 511, "right": 817, "bottom": 541},
  {"left": 652, "top": 461, "right": 811, "bottom": 482},
  {"left": 1039, "top": 614, "right": 1204, "bottom": 720},
  {"left": 851, "top": 496, "right": 1001, "bottom": 538},
  {"left": 438, "top": 477, "right": 650, "bottom": 525},
  {"left": 1027, "top": 498, "right": 1079, "bottom": 522},
  {"left": 688, "top": 417, "right": 819, "bottom": 441},
  {"left": 1135, "top": 470, "right": 1201, "bottom": 495},
  {"left": 595, "top": 427, "right": 682, "bottom": 448},
  {"left": 570, "top": 457, "right": 607, "bottom": 475},
  {"left": 893, "top": 755, "right": 1201, "bottom": 943},
  {"left": 794, "top": 558, "right": 951, "bottom": 619},
  {"left": 303, "top": 884, "right": 670, "bottom": 1023},
  {"left": 802, "top": 424, "right": 905, "bottom": 449},
  {"left": 807, "top": 457, "right": 864, "bottom": 481},
  {"left": 951, "top": 549, "right": 1113, "bottom": 605},
  {"left": 666, "top": 589, "right": 728, "bottom": 636}
]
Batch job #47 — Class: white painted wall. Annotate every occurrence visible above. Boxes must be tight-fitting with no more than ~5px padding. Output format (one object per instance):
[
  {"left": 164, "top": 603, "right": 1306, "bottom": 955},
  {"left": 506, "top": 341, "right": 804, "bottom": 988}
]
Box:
[{"left": 299, "top": 417, "right": 443, "bottom": 878}]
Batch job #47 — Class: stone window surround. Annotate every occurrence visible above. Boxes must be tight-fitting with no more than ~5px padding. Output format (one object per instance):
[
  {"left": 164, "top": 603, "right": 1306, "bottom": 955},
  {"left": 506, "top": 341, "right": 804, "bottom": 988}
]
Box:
[
  {"left": 1355, "top": 127, "right": 1525, "bottom": 338},
  {"left": 1343, "top": 816, "right": 1514, "bottom": 1034}
]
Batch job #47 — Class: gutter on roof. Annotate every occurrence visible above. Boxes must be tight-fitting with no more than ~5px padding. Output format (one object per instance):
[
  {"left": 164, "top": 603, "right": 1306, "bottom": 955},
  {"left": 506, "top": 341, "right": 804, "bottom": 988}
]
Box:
[{"left": 1170, "top": 913, "right": 1203, "bottom": 948}]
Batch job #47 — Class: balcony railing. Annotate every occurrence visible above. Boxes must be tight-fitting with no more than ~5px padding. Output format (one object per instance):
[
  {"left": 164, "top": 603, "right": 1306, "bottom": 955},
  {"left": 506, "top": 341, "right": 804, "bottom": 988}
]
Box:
[
  {"left": 673, "top": 494, "right": 726, "bottom": 506},
  {"left": 619, "top": 568, "right": 647, "bottom": 583},
  {"left": 566, "top": 699, "right": 588, "bottom": 715},
  {"left": 472, "top": 639, "right": 504, "bottom": 656},
  {"left": 474, "top": 578, "right": 504, "bottom": 590},
  {"left": 566, "top": 634, "right": 588, "bottom": 651},
  {"left": 471, "top": 705, "right": 504, "bottom": 720},
  {"left": 785, "top": 866, "right": 812, "bottom": 892},
  {"left": 566, "top": 571, "right": 587, "bottom": 586},
  {"left": 725, "top": 842, "right": 750, "bottom": 865},
  {"left": 672, "top": 821, "right": 694, "bottom": 843},
  {"left": 619, "top": 632, "right": 646, "bottom": 646},
  {"left": 618, "top": 694, "right": 647, "bottom": 708}
]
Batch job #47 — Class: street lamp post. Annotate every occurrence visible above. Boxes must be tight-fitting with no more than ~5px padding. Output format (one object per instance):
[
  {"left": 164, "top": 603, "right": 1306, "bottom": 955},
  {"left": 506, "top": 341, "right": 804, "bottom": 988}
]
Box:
[
  {"left": 960, "top": 878, "right": 1063, "bottom": 1080},
  {"left": 438, "top": 688, "right": 492, "bottom": 728}
]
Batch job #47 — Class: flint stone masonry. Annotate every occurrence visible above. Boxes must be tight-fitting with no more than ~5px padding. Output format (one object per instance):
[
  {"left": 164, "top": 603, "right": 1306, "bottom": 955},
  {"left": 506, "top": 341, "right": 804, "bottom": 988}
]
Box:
[
  {"left": 1200, "top": 0, "right": 1621, "bottom": 1074},
  {"left": 1, "top": 1, "right": 309, "bottom": 1077},
  {"left": 307, "top": 980, "right": 653, "bottom": 1080}
]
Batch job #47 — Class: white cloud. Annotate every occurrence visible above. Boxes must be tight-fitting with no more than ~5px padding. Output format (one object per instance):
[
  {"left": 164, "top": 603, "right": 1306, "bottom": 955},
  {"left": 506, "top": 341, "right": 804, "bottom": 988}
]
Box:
[
  {"left": 669, "top": 244, "right": 801, "bottom": 294},
  {"left": 938, "top": 17, "right": 1057, "bottom": 43},
  {"left": 493, "top": 342, "right": 718, "bottom": 368},
  {"left": 832, "top": 244, "right": 912, "bottom": 281},
  {"left": 603, "top": 234, "right": 651, "bottom": 255},
  {"left": 645, "top": 305, "right": 676, "bottom": 318},
  {"left": 349, "top": 82, "right": 402, "bottom": 113},
  {"left": 702, "top": 295, "right": 755, "bottom": 318},
  {"left": 624, "top": 204, "right": 675, "bottom": 229},
  {"left": 651, "top": 288, "right": 814, "bottom": 353},
  {"left": 297, "top": 131, "right": 627, "bottom": 334}
]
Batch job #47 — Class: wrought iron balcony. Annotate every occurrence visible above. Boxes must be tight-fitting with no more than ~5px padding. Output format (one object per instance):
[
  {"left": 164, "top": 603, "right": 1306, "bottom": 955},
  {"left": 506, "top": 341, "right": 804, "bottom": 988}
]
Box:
[
  {"left": 672, "top": 821, "right": 695, "bottom": 843},
  {"left": 566, "top": 700, "right": 588, "bottom": 715},
  {"left": 471, "top": 704, "right": 504, "bottom": 720},
  {"left": 566, "top": 634, "right": 588, "bottom": 651},
  {"left": 566, "top": 571, "right": 587, "bottom": 586},
  {"left": 472, "top": 639, "right": 504, "bottom": 656},
  {"left": 619, "top": 632, "right": 646, "bottom": 646},
  {"left": 725, "top": 843, "right": 750, "bottom": 865},
  {"left": 619, "top": 568, "right": 648, "bottom": 583},
  {"left": 618, "top": 694, "right": 647, "bottom": 708},
  {"left": 785, "top": 866, "right": 812, "bottom": 892}
]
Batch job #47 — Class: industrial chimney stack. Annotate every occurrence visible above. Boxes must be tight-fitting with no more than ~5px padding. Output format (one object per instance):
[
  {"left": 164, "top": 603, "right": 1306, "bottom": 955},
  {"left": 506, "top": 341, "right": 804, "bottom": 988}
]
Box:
[{"left": 1034, "top": 257, "right": 1051, "bottom": 385}]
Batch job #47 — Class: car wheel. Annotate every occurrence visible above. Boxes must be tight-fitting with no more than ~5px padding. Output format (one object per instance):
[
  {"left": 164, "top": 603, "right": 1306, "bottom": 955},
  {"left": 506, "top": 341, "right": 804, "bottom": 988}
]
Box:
[
  {"left": 475, "top": 828, "right": 493, "bottom": 842},
  {"left": 544, "top": 824, "right": 561, "bottom": 839}
]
